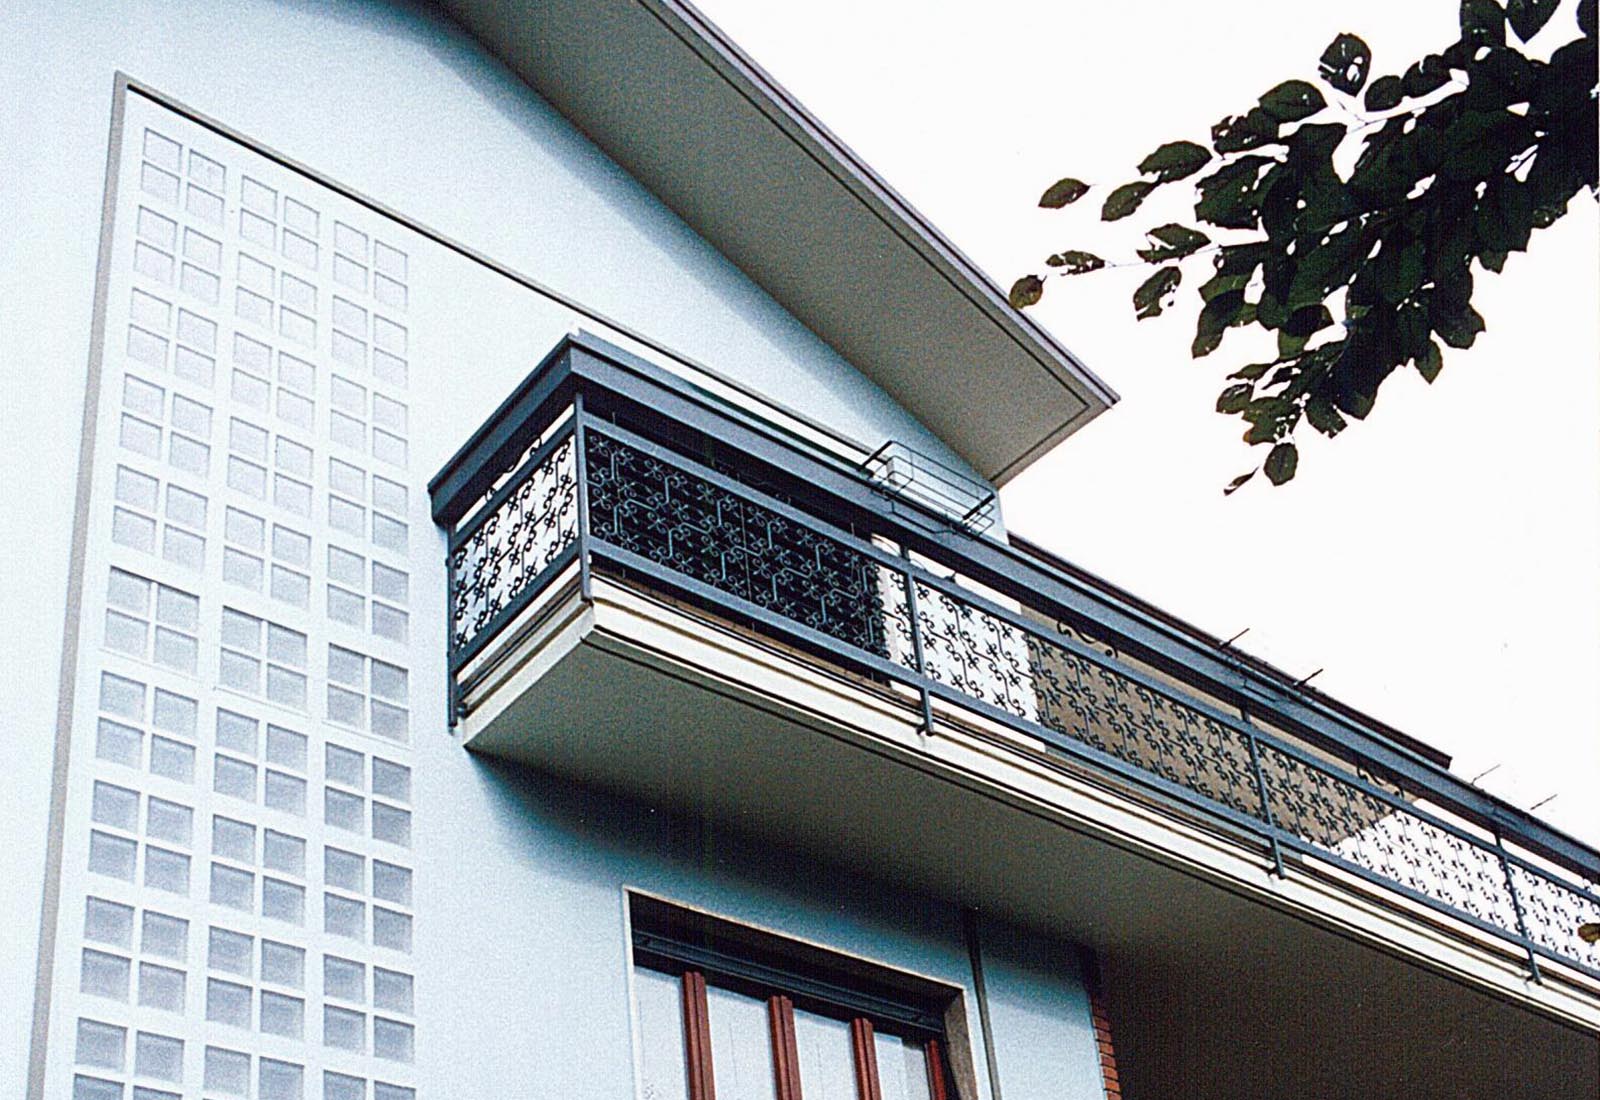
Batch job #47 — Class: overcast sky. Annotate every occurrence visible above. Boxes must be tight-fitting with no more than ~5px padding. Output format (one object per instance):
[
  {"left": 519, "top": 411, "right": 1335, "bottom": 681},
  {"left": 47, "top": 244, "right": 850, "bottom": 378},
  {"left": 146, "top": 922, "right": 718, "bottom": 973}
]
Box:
[{"left": 698, "top": 0, "right": 1600, "bottom": 846}]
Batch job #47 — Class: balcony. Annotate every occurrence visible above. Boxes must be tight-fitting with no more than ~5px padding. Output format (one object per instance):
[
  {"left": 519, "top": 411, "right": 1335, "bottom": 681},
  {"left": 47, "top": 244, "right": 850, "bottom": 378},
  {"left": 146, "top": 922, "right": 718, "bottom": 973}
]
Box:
[{"left": 431, "top": 334, "right": 1599, "bottom": 1096}]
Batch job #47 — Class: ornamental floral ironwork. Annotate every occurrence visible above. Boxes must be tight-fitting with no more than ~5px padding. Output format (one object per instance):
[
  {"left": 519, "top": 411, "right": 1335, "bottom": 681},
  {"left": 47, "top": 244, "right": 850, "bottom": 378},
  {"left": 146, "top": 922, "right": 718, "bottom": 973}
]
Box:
[
  {"left": 448, "top": 435, "right": 578, "bottom": 654},
  {"left": 585, "top": 432, "right": 889, "bottom": 657}
]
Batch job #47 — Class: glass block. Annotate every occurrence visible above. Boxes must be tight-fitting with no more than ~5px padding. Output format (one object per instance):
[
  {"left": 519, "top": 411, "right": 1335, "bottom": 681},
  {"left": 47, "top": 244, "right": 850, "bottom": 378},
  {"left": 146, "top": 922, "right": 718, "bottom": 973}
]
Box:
[
  {"left": 328, "top": 686, "right": 364, "bottom": 729},
  {"left": 326, "top": 744, "right": 365, "bottom": 787},
  {"left": 372, "top": 968, "right": 413, "bottom": 1014},
  {"left": 75, "top": 1018, "right": 126, "bottom": 1069},
  {"left": 225, "top": 507, "right": 266, "bottom": 550},
  {"left": 324, "top": 956, "right": 365, "bottom": 1002},
  {"left": 161, "top": 526, "right": 204, "bottom": 569},
  {"left": 264, "top": 770, "right": 307, "bottom": 815},
  {"left": 87, "top": 831, "right": 136, "bottom": 881},
  {"left": 84, "top": 897, "right": 135, "bottom": 948},
  {"left": 143, "top": 846, "right": 191, "bottom": 894},
  {"left": 370, "top": 804, "right": 410, "bottom": 847},
  {"left": 204, "top": 1046, "right": 251, "bottom": 1096},
  {"left": 260, "top": 940, "right": 305, "bottom": 988},
  {"left": 81, "top": 949, "right": 131, "bottom": 999},
  {"left": 325, "top": 789, "right": 364, "bottom": 832},
  {"left": 145, "top": 797, "right": 193, "bottom": 845},
  {"left": 262, "top": 877, "right": 305, "bottom": 924},
  {"left": 374, "top": 1085, "right": 414, "bottom": 1100},
  {"left": 328, "top": 648, "right": 365, "bottom": 691},
  {"left": 73, "top": 1074, "right": 123, "bottom": 1100},
  {"left": 266, "top": 725, "right": 308, "bottom": 770},
  {"left": 137, "top": 962, "right": 186, "bottom": 1011},
  {"left": 326, "top": 848, "right": 365, "bottom": 893},
  {"left": 208, "top": 928, "right": 253, "bottom": 976},
  {"left": 263, "top": 830, "right": 306, "bottom": 876},
  {"left": 370, "top": 760, "right": 410, "bottom": 803},
  {"left": 372, "top": 908, "right": 411, "bottom": 953},
  {"left": 212, "top": 816, "right": 256, "bottom": 862},
  {"left": 96, "top": 719, "right": 143, "bottom": 766},
  {"left": 151, "top": 626, "right": 198, "bottom": 673},
  {"left": 206, "top": 977, "right": 252, "bottom": 1027},
  {"left": 91, "top": 781, "right": 139, "bottom": 830},
  {"left": 324, "top": 894, "right": 365, "bottom": 940},
  {"left": 99, "top": 672, "right": 146, "bottom": 720},
  {"left": 260, "top": 1059, "right": 304, "bottom": 1100},
  {"left": 323, "top": 1005, "right": 365, "bottom": 1052},
  {"left": 132, "top": 1032, "right": 183, "bottom": 1082},
  {"left": 370, "top": 603, "right": 407, "bottom": 643},
  {"left": 371, "top": 861, "right": 411, "bottom": 907},
  {"left": 216, "top": 710, "right": 259, "bottom": 755},
  {"left": 261, "top": 991, "right": 304, "bottom": 1038},
  {"left": 209, "top": 863, "right": 254, "bottom": 910},
  {"left": 107, "top": 568, "right": 150, "bottom": 615},
  {"left": 270, "top": 565, "right": 310, "bottom": 607},
  {"left": 151, "top": 690, "right": 197, "bottom": 738},
  {"left": 223, "top": 548, "right": 265, "bottom": 590},
  {"left": 148, "top": 737, "right": 194, "bottom": 782},
  {"left": 324, "top": 1071, "right": 366, "bottom": 1100},
  {"left": 213, "top": 755, "right": 258, "bottom": 801},
  {"left": 112, "top": 506, "right": 157, "bottom": 552},
  {"left": 140, "top": 911, "right": 188, "bottom": 960},
  {"left": 370, "top": 701, "right": 408, "bottom": 742},
  {"left": 266, "top": 665, "right": 307, "bottom": 709},
  {"left": 373, "top": 1018, "right": 413, "bottom": 1062},
  {"left": 370, "top": 563, "right": 407, "bottom": 604}
]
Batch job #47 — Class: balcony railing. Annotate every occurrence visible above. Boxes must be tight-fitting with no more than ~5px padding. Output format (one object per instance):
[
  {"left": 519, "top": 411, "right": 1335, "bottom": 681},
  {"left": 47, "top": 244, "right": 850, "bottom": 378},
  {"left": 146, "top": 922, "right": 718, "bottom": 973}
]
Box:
[{"left": 430, "top": 334, "right": 1600, "bottom": 986}]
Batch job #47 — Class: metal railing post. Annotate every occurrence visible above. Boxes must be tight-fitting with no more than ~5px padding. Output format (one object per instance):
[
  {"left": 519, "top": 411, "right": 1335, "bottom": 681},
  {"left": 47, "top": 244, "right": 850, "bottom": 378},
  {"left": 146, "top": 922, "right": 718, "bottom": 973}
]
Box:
[
  {"left": 446, "top": 546, "right": 462, "bottom": 728},
  {"left": 900, "top": 546, "right": 935, "bottom": 735},
  {"left": 1493, "top": 826, "right": 1543, "bottom": 984},
  {"left": 573, "top": 394, "right": 593, "bottom": 603},
  {"left": 1242, "top": 706, "right": 1286, "bottom": 878}
]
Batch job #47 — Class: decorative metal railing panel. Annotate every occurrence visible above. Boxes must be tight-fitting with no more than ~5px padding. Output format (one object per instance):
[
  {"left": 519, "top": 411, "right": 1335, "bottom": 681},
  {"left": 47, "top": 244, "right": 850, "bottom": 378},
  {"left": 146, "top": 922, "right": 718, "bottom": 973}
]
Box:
[
  {"left": 437, "top": 384, "right": 1600, "bottom": 983},
  {"left": 585, "top": 431, "right": 890, "bottom": 657},
  {"left": 447, "top": 429, "right": 578, "bottom": 658}
]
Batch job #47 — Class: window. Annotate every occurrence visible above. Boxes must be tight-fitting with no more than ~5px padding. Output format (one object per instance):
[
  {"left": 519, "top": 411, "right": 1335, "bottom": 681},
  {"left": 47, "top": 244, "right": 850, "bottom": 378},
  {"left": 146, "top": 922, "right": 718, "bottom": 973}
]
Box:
[{"left": 631, "top": 898, "right": 955, "bottom": 1100}]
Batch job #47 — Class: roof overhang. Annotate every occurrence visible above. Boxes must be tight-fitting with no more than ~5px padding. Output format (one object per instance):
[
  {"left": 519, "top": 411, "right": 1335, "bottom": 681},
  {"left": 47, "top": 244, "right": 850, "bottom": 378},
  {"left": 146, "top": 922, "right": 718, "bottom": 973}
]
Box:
[{"left": 440, "top": 0, "right": 1117, "bottom": 485}]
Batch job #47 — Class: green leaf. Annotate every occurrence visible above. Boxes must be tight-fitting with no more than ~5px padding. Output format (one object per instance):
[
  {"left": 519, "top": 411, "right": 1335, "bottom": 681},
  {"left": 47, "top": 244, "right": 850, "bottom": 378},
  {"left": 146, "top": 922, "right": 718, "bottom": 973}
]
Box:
[
  {"left": 1216, "top": 384, "right": 1254, "bottom": 414},
  {"left": 1278, "top": 329, "right": 1309, "bottom": 357},
  {"left": 1199, "top": 271, "right": 1250, "bottom": 302},
  {"left": 1402, "top": 54, "right": 1453, "bottom": 98},
  {"left": 1136, "top": 224, "right": 1211, "bottom": 262},
  {"left": 1260, "top": 80, "right": 1328, "bottom": 122},
  {"left": 1137, "top": 140, "right": 1212, "bottom": 183},
  {"left": 1102, "top": 180, "right": 1156, "bottom": 221},
  {"left": 1415, "top": 339, "right": 1444, "bottom": 382},
  {"left": 1223, "top": 470, "right": 1256, "bottom": 496},
  {"left": 1264, "top": 442, "right": 1299, "bottom": 485},
  {"left": 1460, "top": 0, "right": 1506, "bottom": 48},
  {"left": 1305, "top": 396, "right": 1348, "bottom": 436},
  {"left": 1363, "top": 75, "right": 1405, "bottom": 111},
  {"left": 1039, "top": 178, "right": 1090, "bottom": 208},
  {"left": 1133, "top": 266, "right": 1182, "bottom": 319},
  {"left": 1284, "top": 304, "right": 1334, "bottom": 337},
  {"left": 1009, "top": 275, "right": 1044, "bottom": 309},
  {"left": 1434, "top": 304, "right": 1486, "bottom": 348},
  {"left": 1044, "top": 250, "right": 1106, "bottom": 274},
  {"left": 1318, "top": 33, "right": 1372, "bottom": 95},
  {"left": 1229, "top": 362, "right": 1275, "bottom": 381},
  {"left": 1507, "top": 0, "right": 1560, "bottom": 40},
  {"left": 1375, "top": 238, "right": 1426, "bottom": 303},
  {"left": 1192, "top": 289, "right": 1245, "bottom": 357},
  {"left": 1194, "top": 155, "right": 1273, "bottom": 229},
  {"left": 1479, "top": 248, "right": 1509, "bottom": 272},
  {"left": 1581, "top": 0, "right": 1596, "bottom": 36},
  {"left": 1211, "top": 108, "right": 1281, "bottom": 154}
]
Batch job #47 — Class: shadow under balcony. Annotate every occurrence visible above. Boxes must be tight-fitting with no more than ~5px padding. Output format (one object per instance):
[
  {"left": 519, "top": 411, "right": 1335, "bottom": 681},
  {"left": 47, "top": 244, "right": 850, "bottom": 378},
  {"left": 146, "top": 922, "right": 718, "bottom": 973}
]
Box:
[{"left": 430, "top": 334, "right": 1600, "bottom": 1099}]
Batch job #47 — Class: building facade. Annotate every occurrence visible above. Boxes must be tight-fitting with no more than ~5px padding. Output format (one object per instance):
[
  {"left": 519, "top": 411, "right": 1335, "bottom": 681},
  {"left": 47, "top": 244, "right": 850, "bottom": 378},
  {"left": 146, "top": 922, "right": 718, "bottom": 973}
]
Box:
[{"left": 3, "top": 3, "right": 1597, "bottom": 1100}]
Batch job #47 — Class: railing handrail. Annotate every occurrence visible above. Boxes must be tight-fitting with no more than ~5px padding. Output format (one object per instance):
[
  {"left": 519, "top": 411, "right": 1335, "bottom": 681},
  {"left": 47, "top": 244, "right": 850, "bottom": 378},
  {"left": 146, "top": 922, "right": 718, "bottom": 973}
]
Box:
[{"left": 430, "top": 333, "right": 1600, "bottom": 886}]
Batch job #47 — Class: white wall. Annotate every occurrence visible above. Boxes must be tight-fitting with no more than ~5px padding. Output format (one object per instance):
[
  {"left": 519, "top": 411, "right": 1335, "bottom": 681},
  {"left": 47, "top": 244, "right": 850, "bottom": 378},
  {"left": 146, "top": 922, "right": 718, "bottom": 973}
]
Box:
[{"left": 0, "top": 3, "right": 1066, "bottom": 1097}]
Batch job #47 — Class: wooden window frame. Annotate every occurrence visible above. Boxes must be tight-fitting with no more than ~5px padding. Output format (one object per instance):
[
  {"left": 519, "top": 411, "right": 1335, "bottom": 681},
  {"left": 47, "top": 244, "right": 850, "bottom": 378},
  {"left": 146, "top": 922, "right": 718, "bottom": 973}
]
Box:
[{"left": 633, "top": 896, "right": 956, "bottom": 1100}]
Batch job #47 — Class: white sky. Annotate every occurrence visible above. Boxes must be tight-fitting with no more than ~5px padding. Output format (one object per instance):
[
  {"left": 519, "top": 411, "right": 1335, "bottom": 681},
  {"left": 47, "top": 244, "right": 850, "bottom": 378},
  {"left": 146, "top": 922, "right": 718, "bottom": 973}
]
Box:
[{"left": 697, "top": 0, "right": 1600, "bottom": 846}]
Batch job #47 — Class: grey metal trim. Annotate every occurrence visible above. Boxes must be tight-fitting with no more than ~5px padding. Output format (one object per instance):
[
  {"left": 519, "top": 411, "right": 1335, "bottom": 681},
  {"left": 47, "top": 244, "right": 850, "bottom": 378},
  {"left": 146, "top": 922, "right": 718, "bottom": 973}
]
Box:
[
  {"left": 641, "top": 0, "right": 1120, "bottom": 420},
  {"left": 26, "top": 70, "right": 133, "bottom": 1100},
  {"left": 112, "top": 78, "right": 887, "bottom": 478},
  {"left": 962, "top": 910, "right": 1004, "bottom": 1100}
]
